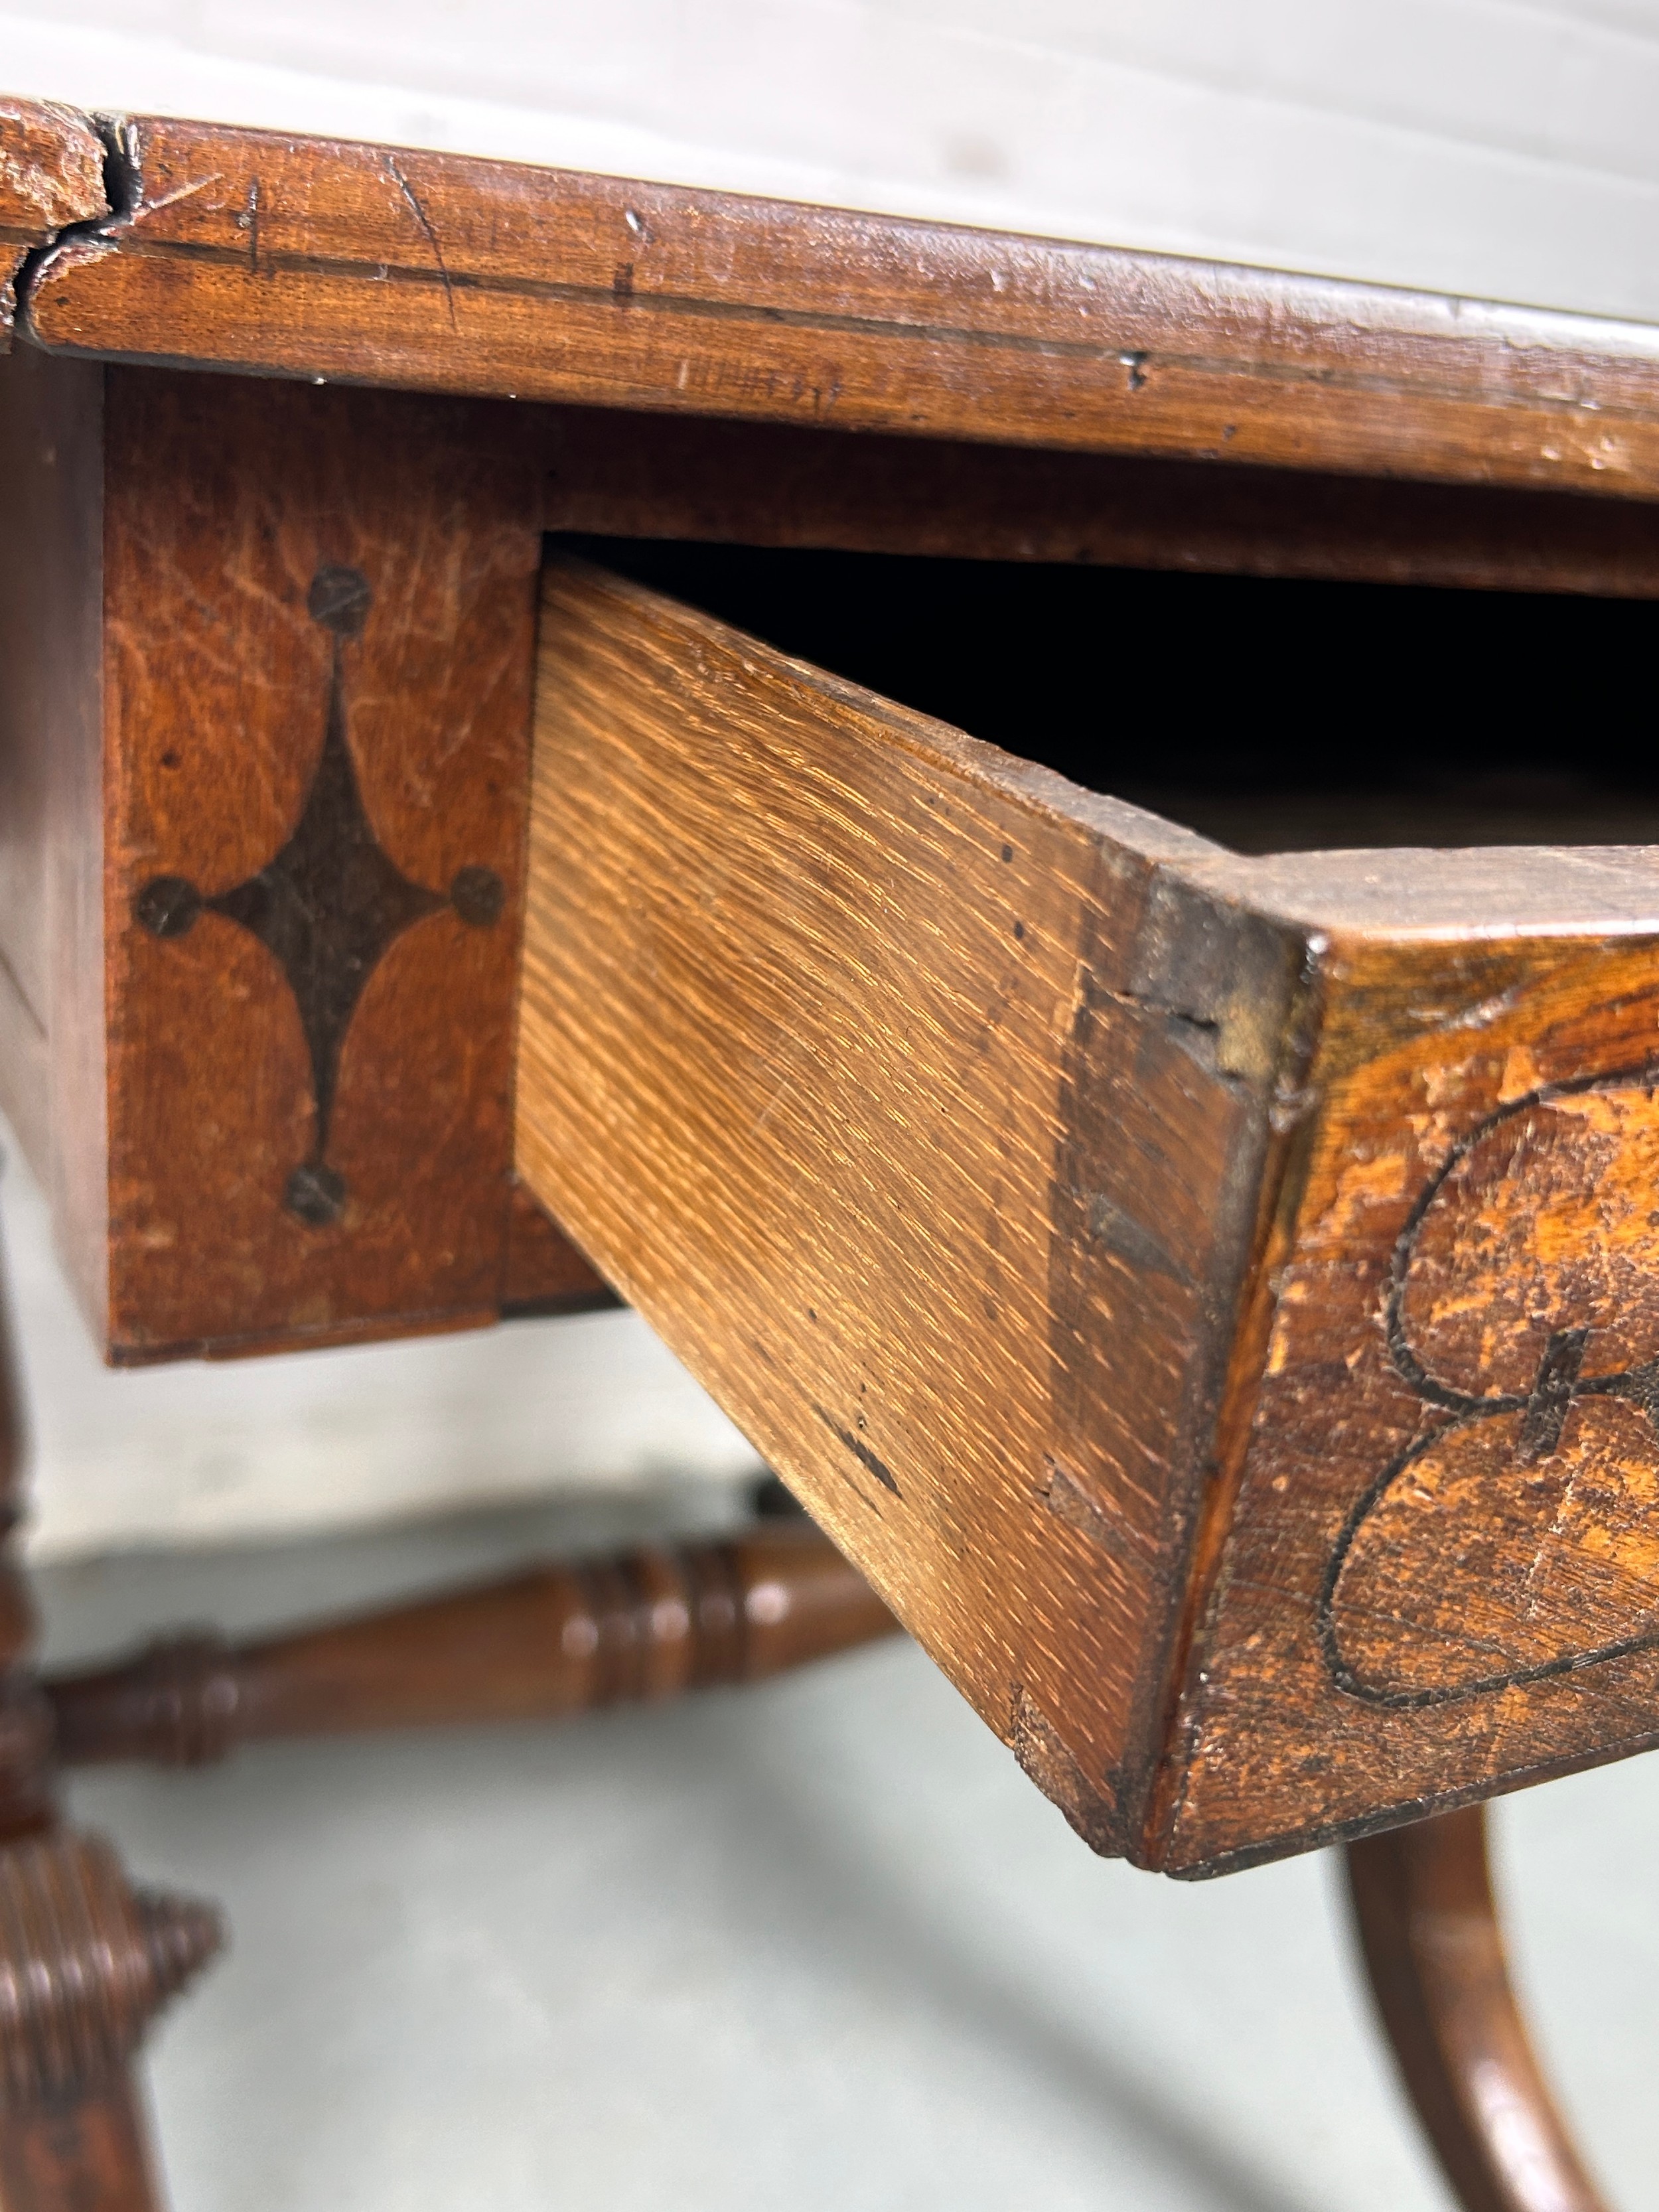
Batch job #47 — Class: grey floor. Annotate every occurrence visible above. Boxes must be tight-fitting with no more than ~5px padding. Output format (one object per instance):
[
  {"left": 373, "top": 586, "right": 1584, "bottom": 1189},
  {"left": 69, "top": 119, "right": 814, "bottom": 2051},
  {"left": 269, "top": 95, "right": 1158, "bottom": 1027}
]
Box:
[{"left": 35, "top": 1491, "right": 1659, "bottom": 2212}]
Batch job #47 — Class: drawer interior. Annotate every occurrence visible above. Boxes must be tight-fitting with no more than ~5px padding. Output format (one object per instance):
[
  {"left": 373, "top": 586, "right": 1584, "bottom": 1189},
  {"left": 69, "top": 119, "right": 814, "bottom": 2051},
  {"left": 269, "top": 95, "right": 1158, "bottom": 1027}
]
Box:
[{"left": 560, "top": 536, "right": 1658, "bottom": 851}]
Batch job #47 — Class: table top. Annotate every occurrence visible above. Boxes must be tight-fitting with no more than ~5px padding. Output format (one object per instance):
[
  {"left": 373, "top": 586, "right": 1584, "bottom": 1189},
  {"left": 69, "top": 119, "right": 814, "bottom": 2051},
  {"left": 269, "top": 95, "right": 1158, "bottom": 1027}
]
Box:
[{"left": 9, "top": 92, "right": 1659, "bottom": 502}]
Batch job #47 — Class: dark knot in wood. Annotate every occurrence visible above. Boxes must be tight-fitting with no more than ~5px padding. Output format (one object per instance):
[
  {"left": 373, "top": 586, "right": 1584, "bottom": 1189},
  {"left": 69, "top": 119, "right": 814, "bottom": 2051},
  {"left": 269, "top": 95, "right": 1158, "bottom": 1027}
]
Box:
[
  {"left": 0, "top": 1832, "right": 222, "bottom": 2110},
  {"left": 130, "top": 562, "right": 506, "bottom": 1229}
]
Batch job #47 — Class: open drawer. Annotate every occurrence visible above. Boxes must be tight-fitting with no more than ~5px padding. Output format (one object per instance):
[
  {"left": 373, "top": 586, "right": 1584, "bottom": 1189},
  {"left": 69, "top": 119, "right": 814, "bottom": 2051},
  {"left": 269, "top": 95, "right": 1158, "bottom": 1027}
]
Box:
[{"left": 519, "top": 551, "right": 1659, "bottom": 1878}]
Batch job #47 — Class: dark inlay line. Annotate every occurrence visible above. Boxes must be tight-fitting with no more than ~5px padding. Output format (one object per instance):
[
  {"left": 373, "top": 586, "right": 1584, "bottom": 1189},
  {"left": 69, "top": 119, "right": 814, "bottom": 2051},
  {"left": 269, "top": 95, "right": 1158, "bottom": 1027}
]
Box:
[
  {"left": 133, "top": 562, "right": 506, "bottom": 1228},
  {"left": 1322, "top": 1070, "right": 1659, "bottom": 1708}
]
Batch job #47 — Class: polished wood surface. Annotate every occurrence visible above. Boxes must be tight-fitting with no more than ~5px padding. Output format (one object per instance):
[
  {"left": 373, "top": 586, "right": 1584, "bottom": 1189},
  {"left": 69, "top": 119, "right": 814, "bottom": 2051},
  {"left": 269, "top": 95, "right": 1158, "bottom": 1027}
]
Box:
[
  {"left": 46, "top": 1518, "right": 897, "bottom": 1765},
  {"left": 0, "top": 2078, "right": 165, "bottom": 2212},
  {"left": 101, "top": 367, "right": 537, "bottom": 1357},
  {"left": 0, "top": 1832, "right": 220, "bottom": 2212},
  {"left": 8, "top": 103, "right": 1659, "bottom": 502},
  {"left": 1348, "top": 1808, "right": 1610, "bottom": 2212},
  {"left": 520, "top": 555, "right": 1659, "bottom": 1875},
  {"left": 519, "top": 553, "right": 1297, "bottom": 1867},
  {"left": 500, "top": 1180, "right": 616, "bottom": 1317},
  {"left": 13, "top": 338, "right": 1659, "bottom": 1365},
  {"left": 2, "top": 77, "right": 1649, "bottom": 2212},
  {"left": 14, "top": 83, "right": 1659, "bottom": 614}
]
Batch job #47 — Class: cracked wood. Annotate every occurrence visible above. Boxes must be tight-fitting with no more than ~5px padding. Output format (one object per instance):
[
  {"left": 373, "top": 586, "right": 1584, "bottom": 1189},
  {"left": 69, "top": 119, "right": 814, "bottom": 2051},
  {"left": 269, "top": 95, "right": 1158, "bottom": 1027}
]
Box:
[
  {"left": 0, "top": 352, "right": 608, "bottom": 1360},
  {"left": 17, "top": 106, "right": 1659, "bottom": 500},
  {"left": 0, "top": 96, "right": 106, "bottom": 335}
]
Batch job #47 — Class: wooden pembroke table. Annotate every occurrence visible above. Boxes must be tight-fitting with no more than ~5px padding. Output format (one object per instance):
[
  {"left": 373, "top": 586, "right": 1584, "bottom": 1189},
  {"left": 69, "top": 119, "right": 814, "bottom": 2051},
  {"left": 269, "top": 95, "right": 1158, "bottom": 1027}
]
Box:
[{"left": 3, "top": 88, "right": 1659, "bottom": 2209}]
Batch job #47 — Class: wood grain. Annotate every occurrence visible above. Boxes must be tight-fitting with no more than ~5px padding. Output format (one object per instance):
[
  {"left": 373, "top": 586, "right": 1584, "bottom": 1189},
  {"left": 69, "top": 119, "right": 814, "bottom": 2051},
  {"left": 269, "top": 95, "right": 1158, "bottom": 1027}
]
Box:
[
  {"left": 101, "top": 369, "right": 545, "bottom": 1359},
  {"left": 543, "top": 405, "right": 1659, "bottom": 603},
  {"left": 520, "top": 555, "right": 1659, "bottom": 1874},
  {"left": 499, "top": 1182, "right": 614, "bottom": 1315},
  {"left": 1348, "top": 1807, "right": 1610, "bottom": 2212},
  {"left": 0, "top": 97, "right": 106, "bottom": 336},
  {"left": 18, "top": 109, "right": 1659, "bottom": 503},
  {"left": 518, "top": 555, "right": 1296, "bottom": 1853},
  {"left": 3, "top": 358, "right": 603, "bottom": 1359}
]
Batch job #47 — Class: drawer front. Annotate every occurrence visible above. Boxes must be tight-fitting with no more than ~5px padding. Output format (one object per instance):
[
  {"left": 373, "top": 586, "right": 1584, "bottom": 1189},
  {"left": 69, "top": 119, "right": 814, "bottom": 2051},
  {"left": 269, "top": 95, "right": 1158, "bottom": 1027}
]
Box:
[{"left": 519, "top": 555, "right": 1659, "bottom": 1875}]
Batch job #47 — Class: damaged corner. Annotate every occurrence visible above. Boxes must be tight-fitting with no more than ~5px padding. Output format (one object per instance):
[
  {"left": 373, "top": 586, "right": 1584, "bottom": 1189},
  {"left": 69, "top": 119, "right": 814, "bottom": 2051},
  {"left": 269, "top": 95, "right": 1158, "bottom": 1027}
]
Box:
[
  {"left": 1127, "top": 868, "right": 1303, "bottom": 1090},
  {"left": 1, "top": 101, "right": 135, "bottom": 347},
  {"left": 0, "top": 97, "right": 115, "bottom": 339},
  {"left": 1011, "top": 1686, "right": 1125, "bottom": 1856}
]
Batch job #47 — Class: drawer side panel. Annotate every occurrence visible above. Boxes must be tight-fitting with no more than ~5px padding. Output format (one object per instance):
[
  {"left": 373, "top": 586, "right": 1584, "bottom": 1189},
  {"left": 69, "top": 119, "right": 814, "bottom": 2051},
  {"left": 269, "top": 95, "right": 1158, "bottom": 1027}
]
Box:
[{"left": 518, "top": 557, "right": 1294, "bottom": 1848}]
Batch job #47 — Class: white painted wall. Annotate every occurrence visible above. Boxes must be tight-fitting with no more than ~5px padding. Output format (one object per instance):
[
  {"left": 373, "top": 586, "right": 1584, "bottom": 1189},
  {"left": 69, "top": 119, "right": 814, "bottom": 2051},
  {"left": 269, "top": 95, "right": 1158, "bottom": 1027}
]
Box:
[
  {"left": 5, "top": 3, "right": 1656, "bottom": 1554},
  {"left": 1, "top": 1122, "right": 762, "bottom": 1557},
  {"left": 7, "top": 0, "right": 1659, "bottom": 319}
]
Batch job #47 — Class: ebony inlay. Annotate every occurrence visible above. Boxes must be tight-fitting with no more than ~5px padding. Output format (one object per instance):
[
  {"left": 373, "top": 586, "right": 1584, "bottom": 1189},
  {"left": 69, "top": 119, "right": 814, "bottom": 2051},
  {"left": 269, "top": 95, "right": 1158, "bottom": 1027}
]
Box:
[
  {"left": 133, "top": 563, "right": 505, "bottom": 1227},
  {"left": 1320, "top": 1070, "right": 1659, "bottom": 1708}
]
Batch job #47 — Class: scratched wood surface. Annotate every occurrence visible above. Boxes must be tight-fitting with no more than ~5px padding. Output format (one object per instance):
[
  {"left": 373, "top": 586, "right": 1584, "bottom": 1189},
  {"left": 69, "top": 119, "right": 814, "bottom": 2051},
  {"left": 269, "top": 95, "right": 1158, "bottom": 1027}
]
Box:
[
  {"left": 1123, "top": 840, "right": 1659, "bottom": 1866},
  {"left": 518, "top": 555, "right": 1298, "bottom": 1855},
  {"left": 1159, "top": 911, "right": 1659, "bottom": 1872},
  {"left": 1, "top": 354, "right": 607, "bottom": 1357},
  {"left": 97, "top": 368, "right": 609, "bottom": 1359},
  {"left": 520, "top": 555, "right": 1659, "bottom": 1873},
  {"left": 13, "top": 105, "right": 1659, "bottom": 502},
  {"left": 18, "top": 105, "right": 1659, "bottom": 615}
]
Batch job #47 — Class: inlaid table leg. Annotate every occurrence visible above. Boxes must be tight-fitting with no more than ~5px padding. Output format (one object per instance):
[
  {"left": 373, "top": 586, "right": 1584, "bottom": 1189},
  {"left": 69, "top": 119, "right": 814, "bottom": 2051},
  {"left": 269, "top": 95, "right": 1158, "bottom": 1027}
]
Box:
[
  {"left": 0, "top": 1238, "right": 220, "bottom": 2210},
  {"left": 1346, "top": 1805, "right": 1610, "bottom": 2212}
]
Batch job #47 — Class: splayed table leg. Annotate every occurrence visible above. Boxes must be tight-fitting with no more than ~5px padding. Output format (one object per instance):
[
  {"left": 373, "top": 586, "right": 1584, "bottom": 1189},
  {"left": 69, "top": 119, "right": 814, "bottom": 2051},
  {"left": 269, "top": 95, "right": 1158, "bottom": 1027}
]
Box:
[{"left": 1347, "top": 1805, "right": 1609, "bottom": 2212}]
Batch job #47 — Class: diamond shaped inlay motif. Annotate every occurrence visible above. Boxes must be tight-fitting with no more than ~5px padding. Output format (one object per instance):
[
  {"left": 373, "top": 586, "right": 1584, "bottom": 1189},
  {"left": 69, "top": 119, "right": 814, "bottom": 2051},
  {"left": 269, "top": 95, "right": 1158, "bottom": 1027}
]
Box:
[{"left": 133, "top": 563, "right": 506, "bottom": 1226}]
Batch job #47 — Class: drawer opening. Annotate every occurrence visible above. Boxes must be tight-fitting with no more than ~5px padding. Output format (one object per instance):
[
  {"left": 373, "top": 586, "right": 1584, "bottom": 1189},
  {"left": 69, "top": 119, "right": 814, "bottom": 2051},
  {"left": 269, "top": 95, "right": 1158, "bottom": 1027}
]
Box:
[{"left": 557, "top": 535, "right": 1659, "bottom": 852}]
